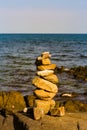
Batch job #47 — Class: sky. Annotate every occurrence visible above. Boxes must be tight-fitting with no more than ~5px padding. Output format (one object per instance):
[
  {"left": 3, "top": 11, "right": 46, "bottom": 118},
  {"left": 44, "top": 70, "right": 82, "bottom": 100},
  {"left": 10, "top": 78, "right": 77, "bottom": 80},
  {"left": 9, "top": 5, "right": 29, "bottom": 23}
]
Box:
[{"left": 0, "top": 0, "right": 87, "bottom": 33}]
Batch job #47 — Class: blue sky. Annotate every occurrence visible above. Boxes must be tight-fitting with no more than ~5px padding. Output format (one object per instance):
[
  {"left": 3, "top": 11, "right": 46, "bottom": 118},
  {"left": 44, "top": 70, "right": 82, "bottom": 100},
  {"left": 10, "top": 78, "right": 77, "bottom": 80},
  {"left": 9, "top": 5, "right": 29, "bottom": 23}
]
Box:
[{"left": 0, "top": 0, "right": 87, "bottom": 33}]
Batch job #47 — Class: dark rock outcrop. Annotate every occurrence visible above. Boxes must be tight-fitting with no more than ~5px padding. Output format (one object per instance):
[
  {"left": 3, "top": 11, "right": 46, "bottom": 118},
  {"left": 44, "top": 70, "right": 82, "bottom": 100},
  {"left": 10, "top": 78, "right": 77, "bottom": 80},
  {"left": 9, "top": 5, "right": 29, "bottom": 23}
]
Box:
[{"left": 0, "top": 91, "right": 26, "bottom": 116}]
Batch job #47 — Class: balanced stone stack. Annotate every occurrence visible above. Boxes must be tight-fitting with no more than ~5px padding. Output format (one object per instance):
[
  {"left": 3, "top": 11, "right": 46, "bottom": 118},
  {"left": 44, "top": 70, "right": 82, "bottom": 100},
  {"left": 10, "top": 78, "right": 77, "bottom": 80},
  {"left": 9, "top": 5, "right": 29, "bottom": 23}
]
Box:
[{"left": 32, "top": 52, "right": 59, "bottom": 120}]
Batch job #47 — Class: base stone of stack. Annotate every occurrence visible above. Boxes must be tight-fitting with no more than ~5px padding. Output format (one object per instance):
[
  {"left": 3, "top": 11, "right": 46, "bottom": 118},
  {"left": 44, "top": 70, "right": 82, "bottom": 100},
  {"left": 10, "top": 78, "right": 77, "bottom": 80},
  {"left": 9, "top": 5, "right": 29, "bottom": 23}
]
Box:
[
  {"left": 34, "top": 99, "right": 55, "bottom": 114},
  {"left": 32, "top": 77, "right": 58, "bottom": 93},
  {"left": 33, "top": 107, "right": 44, "bottom": 120}
]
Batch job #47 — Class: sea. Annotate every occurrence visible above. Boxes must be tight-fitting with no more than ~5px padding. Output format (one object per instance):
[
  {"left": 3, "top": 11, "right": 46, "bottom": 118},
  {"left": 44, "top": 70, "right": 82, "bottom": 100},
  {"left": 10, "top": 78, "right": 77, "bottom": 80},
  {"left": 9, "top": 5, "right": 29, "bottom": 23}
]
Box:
[{"left": 0, "top": 34, "right": 87, "bottom": 102}]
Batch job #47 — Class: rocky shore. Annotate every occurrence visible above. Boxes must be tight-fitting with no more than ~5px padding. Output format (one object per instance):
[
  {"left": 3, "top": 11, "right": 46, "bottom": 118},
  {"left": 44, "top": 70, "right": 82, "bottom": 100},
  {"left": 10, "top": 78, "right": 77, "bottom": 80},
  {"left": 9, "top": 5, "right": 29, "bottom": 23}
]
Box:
[
  {"left": 0, "top": 83, "right": 87, "bottom": 130},
  {"left": 0, "top": 110, "right": 87, "bottom": 130},
  {"left": 0, "top": 52, "right": 87, "bottom": 130}
]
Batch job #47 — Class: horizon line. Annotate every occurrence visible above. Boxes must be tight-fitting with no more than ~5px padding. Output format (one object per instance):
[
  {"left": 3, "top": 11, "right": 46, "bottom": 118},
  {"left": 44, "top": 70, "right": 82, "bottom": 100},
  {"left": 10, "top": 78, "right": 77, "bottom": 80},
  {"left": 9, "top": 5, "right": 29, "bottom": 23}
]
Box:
[{"left": 0, "top": 32, "right": 87, "bottom": 35}]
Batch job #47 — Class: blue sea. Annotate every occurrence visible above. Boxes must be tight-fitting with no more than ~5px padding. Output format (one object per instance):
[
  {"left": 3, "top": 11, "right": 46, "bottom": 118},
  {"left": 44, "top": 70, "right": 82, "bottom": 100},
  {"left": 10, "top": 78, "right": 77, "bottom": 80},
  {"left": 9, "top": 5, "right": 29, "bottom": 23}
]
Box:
[{"left": 0, "top": 34, "right": 87, "bottom": 102}]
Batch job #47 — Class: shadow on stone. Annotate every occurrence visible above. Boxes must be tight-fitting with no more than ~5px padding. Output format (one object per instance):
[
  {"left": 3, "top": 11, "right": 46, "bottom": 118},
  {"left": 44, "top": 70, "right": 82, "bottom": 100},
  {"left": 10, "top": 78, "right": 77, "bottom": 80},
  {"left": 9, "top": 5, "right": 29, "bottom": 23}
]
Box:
[{"left": 13, "top": 114, "right": 27, "bottom": 130}]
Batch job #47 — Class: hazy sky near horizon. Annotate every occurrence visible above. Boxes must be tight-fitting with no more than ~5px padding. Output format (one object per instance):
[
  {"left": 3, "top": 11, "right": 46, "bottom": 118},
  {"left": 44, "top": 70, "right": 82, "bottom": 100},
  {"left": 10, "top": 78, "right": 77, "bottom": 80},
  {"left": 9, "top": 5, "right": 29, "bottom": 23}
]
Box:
[{"left": 0, "top": 0, "right": 87, "bottom": 33}]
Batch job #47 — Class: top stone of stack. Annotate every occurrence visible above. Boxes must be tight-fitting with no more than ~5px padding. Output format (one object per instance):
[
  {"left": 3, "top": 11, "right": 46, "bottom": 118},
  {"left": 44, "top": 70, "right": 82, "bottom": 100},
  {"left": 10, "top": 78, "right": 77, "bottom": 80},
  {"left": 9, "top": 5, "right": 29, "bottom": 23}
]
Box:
[
  {"left": 41, "top": 52, "right": 51, "bottom": 59},
  {"left": 35, "top": 52, "right": 57, "bottom": 70}
]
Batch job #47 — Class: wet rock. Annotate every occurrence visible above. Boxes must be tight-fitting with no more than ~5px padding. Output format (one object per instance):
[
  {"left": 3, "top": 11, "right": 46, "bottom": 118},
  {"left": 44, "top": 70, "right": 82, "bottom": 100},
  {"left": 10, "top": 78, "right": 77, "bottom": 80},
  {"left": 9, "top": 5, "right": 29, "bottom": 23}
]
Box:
[
  {"left": 70, "top": 66, "right": 87, "bottom": 80},
  {"left": 56, "top": 66, "right": 70, "bottom": 73}
]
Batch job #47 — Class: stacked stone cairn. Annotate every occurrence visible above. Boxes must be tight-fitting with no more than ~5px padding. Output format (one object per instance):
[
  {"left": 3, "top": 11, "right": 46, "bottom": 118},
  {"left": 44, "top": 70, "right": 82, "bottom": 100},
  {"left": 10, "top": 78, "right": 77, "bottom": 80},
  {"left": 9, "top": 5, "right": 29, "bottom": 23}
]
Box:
[{"left": 32, "top": 52, "right": 59, "bottom": 120}]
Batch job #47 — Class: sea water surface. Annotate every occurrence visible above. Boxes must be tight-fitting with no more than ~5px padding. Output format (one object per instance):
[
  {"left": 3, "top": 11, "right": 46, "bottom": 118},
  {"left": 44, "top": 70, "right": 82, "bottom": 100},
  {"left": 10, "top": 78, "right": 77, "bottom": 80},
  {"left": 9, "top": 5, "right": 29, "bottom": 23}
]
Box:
[{"left": 0, "top": 34, "right": 87, "bottom": 102}]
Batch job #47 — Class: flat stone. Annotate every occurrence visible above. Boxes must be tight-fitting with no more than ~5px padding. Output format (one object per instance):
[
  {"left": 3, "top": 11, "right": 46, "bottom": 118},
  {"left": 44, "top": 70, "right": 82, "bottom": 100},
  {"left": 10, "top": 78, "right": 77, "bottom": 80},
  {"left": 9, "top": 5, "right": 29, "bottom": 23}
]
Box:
[
  {"left": 43, "top": 74, "right": 59, "bottom": 84},
  {"left": 36, "top": 70, "right": 54, "bottom": 77},
  {"left": 13, "top": 112, "right": 87, "bottom": 130},
  {"left": 41, "top": 58, "right": 51, "bottom": 65},
  {"left": 34, "top": 89, "right": 56, "bottom": 100},
  {"left": 32, "top": 77, "right": 58, "bottom": 93},
  {"left": 35, "top": 57, "right": 51, "bottom": 66},
  {"left": 0, "top": 115, "right": 4, "bottom": 128},
  {"left": 0, "top": 115, "right": 14, "bottom": 130},
  {"left": 14, "top": 113, "right": 44, "bottom": 130},
  {"left": 37, "top": 64, "right": 57, "bottom": 71}
]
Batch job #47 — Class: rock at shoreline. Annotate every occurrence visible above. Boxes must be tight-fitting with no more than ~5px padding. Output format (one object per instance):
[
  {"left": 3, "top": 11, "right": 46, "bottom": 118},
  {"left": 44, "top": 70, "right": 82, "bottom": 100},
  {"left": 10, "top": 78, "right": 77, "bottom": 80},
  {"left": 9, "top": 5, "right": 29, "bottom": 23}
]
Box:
[
  {"left": 0, "top": 91, "right": 87, "bottom": 130},
  {"left": 13, "top": 112, "right": 87, "bottom": 130},
  {"left": 64, "top": 100, "right": 87, "bottom": 112},
  {"left": 0, "top": 91, "right": 26, "bottom": 115},
  {"left": 70, "top": 66, "right": 87, "bottom": 80},
  {"left": 50, "top": 106, "right": 65, "bottom": 117}
]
